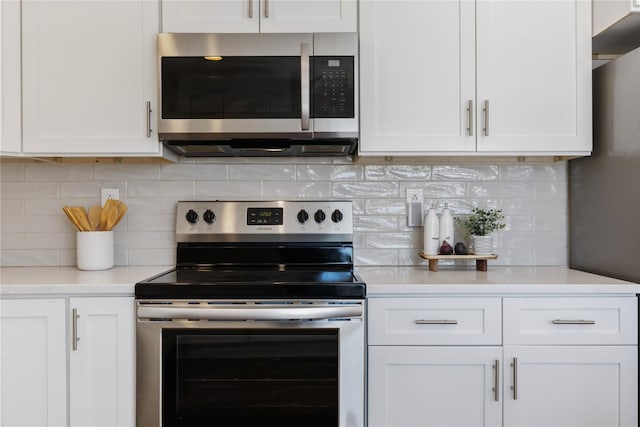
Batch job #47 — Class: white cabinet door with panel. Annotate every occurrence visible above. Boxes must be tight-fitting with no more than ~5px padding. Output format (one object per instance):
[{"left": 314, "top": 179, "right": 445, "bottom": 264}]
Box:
[
  {"left": 359, "top": 0, "right": 476, "bottom": 154},
  {"left": 162, "top": 0, "right": 259, "bottom": 33},
  {"left": 22, "top": 1, "right": 160, "bottom": 155},
  {"left": 162, "top": 0, "right": 356, "bottom": 33},
  {"left": 69, "top": 297, "right": 135, "bottom": 427},
  {"left": 503, "top": 346, "right": 638, "bottom": 427},
  {"left": 0, "top": 298, "right": 67, "bottom": 427},
  {"left": 476, "top": 0, "right": 592, "bottom": 154},
  {"left": 359, "top": 0, "right": 592, "bottom": 156},
  {"left": 0, "top": 0, "right": 21, "bottom": 154},
  {"left": 368, "top": 346, "right": 502, "bottom": 427}
]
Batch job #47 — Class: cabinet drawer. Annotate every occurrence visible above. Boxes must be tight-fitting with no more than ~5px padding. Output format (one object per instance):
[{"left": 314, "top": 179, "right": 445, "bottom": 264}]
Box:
[
  {"left": 503, "top": 297, "right": 638, "bottom": 345},
  {"left": 368, "top": 297, "right": 502, "bottom": 345}
]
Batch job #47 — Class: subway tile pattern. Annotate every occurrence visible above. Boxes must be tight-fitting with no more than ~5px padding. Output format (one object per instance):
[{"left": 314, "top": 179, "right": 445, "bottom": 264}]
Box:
[{"left": 0, "top": 160, "right": 568, "bottom": 267}]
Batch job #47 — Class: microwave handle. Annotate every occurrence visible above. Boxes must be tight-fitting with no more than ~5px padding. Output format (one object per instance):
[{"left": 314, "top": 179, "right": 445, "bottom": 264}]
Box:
[{"left": 300, "top": 43, "right": 310, "bottom": 131}]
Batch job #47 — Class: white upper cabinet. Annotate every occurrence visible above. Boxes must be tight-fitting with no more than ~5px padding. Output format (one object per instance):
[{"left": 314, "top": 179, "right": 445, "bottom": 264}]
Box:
[
  {"left": 0, "top": 0, "right": 21, "bottom": 154},
  {"left": 359, "top": 0, "right": 592, "bottom": 156},
  {"left": 21, "top": 1, "right": 161, "bottom": 156},
  {"left": 162, "top": 0, "right": 357, "bottom": 33},
  {"left": 359, "top": 0, "right": 476, "bottom": 154},
  {"left": 476, "top": 0, "right": 592, "bottom": 154}
]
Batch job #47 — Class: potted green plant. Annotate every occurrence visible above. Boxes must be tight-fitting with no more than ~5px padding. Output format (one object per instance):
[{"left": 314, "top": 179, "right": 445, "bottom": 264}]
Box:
[{"left": 454, "top": 208, "right": 506, "bottom": 254}]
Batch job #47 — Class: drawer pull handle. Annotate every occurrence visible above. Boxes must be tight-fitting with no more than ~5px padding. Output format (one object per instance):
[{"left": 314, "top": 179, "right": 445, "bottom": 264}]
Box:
[
  {"left": 552, "top": 319, "right": 596, "bottom": 325},
  {"left": 415, "top": 319, "right": 458, "bottom": 325}
]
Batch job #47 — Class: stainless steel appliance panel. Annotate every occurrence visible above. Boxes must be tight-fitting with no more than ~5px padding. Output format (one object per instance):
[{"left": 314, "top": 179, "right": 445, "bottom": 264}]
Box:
[
  {"left": 569, "top": 46, "right": 640, "bottom": 283},
  {"left": 136, "top": 300, "right": 365, "bottom": 427}
]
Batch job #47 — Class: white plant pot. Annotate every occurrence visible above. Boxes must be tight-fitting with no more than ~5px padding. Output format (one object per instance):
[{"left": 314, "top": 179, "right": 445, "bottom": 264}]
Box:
[{"left": 472, "top": 235, "right": 493, "bottom": 255}]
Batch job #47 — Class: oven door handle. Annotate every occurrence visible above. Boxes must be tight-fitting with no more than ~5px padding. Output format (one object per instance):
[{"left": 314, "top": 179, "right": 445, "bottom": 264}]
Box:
[{"left": 137, "top": 305, "right": 363, "bottom": 321}]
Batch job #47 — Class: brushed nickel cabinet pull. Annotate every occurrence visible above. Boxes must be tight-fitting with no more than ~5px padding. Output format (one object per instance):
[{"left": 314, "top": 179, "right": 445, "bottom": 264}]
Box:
[
  {"left": 552, "top": 319, "right": 596, "bottom": 325},
  {"left": 493, "top": 359, "right": 500, "bottom": 401},
  {"left": 414, "top": 319, "right": 458, "bottom": 325},
  {"left": 72, "top": 308, "right": 79, "bottom": 351},
  {"left": 467, "top": 100, "right": 473, "bottom": 136},
  {"left": 511, "top": 357, "right": 518, "bottom": 400},
  {"left": 146, "top": 101, "right": 152, "bottom": 138},
  {"left": 248, "top": 0, "right": 253, "bottom": 18},
  {"left": 264, "top": 0, "right": 269, "bottom": 18},
  {"left": 483, "top": 100, "right": 489, "bottom": 136}
]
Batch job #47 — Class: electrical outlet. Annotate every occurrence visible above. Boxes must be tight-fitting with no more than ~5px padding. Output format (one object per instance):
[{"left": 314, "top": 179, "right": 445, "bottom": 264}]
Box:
[
  {"left": 101, "top": 188, "right": 119, "bottom": 207},
  {"left": 406, "top": 189, "right": 424, "bottom": 227}
]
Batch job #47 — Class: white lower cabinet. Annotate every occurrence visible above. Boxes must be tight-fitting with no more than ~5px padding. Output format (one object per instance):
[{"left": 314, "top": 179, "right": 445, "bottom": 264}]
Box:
[
  {"left": 503, "top": 346, "right": 637, "bottom": 427},
  {"left": 69, "top": 297, "right": 135, "bottom": 427},
  {"left": 368, "top": 296, "right": 638, "bottom": 427},
  {"left": 368, "top": 346, "right": 502, "bottom": 427},
  {"left": 0, "top": 298, "right": 67, "bottom": 427},
  {"left": 0, "top": 296, "right": 135, "bottom": 427}
]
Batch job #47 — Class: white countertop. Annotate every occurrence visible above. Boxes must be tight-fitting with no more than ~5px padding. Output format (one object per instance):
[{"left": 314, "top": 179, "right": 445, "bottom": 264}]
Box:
[
  {"left": 1, "top": 266, "right": 639, "bottom": 297},
  {"left": 0, "top": 266, "right": 170, "bottom": 296},
  {"left": 359, "top": 266, "right": 640, "bottom": 295}
]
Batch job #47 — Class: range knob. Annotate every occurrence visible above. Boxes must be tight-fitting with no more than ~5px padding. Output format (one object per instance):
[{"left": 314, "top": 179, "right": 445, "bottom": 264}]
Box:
[
  {"left": 297, "top": 209, "right": 309, "bottom": 224},
  {"left": 203, "top": 209, "right": 216, "bottom": 224},
  {"left": 331, "top": 209, "right": 344, "bottom": 223},
  {"left": 185, "top": 209, "right": 199, "bottom": 224},
  {"left": 314, "top": 209, "right": 326, "bottom": 224}
]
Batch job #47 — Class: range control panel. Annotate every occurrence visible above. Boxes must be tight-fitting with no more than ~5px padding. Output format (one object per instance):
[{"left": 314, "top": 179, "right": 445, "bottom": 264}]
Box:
[{"left": 176, "top": 201, "right": 353, "bottom": 241}]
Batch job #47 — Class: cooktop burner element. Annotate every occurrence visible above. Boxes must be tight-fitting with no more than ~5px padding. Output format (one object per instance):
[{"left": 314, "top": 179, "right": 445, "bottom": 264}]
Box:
[{"left": 135, "top": 201, "right": 365, "bottom": 300}]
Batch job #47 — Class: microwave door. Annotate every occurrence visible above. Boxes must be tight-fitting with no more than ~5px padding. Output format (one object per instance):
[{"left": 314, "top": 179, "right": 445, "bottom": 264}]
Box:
[{"left": 159, "top": 50, "right": 313, "bottom": 138}]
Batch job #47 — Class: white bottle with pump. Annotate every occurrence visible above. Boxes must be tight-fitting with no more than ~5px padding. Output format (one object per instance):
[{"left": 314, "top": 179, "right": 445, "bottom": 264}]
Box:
[
  {"left": 439, "top": 202, "right": 454, "bottom": 248},
  {"left": 423, "top": 202, "right": 440, "bottom": 255}
]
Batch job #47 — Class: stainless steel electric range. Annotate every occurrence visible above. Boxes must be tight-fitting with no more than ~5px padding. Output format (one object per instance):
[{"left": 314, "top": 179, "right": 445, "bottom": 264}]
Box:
[{"left": 135, "top": 200, "right": 365, "bottom": 427}]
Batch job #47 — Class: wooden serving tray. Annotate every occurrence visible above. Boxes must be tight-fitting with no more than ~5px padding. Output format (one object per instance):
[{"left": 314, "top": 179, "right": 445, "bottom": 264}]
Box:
[{"left": 419, "top": 253, "right": 498, "bottom": 272}]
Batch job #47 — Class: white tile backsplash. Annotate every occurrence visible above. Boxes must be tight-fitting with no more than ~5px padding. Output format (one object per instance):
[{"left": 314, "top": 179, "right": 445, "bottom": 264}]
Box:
[{"left": 0, "top": 159, "right": 569, "bottom": 267}]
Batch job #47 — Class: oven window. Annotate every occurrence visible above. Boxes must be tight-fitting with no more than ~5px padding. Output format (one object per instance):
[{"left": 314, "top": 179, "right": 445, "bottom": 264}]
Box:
[
  {"left": 162, "top": 329, "right": 339, "bottom": 427},
  {"left": 161, "top": 57, "right": 301, "bottom": 119}
]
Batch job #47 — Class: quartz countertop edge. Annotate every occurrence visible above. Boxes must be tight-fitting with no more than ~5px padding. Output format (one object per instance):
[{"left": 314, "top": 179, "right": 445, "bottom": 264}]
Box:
[
  {"left": 357, "top": 266, "right": 640, "bottom": 295},
  {"left": 1, "top": 266, "right": 640, "bottom": 296},
  {"left": 0, "top": 266, "right": 172, "bottom": 296}
]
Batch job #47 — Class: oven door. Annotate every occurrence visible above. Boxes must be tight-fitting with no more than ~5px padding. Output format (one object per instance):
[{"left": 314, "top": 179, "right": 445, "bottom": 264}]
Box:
[{"left": 136, "top": 301, "right": 365, "bottom": 427}]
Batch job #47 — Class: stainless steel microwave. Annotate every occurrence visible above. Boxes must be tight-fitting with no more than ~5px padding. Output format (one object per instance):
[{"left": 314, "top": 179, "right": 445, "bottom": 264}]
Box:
[{"left": 157, "top": 33, "right": 358, "bottom": 157}]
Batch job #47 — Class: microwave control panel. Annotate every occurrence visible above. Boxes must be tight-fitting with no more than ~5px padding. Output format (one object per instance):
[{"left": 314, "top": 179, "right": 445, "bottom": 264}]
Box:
[{"left": 312, "top": 56, "right": 354, "bottom": 119}]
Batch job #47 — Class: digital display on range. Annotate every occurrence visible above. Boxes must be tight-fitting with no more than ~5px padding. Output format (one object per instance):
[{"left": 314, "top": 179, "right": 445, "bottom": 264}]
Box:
[{"left": 247, "top": 208, "right": 283, "bottom": 225}]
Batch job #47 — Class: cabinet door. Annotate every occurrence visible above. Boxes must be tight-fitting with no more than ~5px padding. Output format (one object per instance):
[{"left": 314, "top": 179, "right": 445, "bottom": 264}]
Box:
[
  {"left": 359, "top": 0, "right": 476, "bottom": 154},
  {"left": 22, "top": 1, "right": 160, "bottom": 155},
  {"left": 476, "top": 0, "right": 592, "bottom": 154},
  {"left": 69, "top": 297, "right": 135, "bottom": 427},
  {"left": 503, "top": 346, "right": 638, "bottom": 427},
  {"left": 259, "top": 0, "right": 357, "bottom": 33},
  {"left": 0, "top": 298, "right": 67, "bottom": 427},
  {"left": 0, "top": 0, "right": 21, "bottom": 154},
  {"left": 162, "top": 0, "right": 259, "bottom": 33},
  {"left": 368, "top": 346, "right": 502, "bottom": 427}
]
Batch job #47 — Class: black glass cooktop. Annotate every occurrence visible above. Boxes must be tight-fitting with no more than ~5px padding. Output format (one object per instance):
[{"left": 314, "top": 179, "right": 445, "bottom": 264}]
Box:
[{"left": 135, "top": 267, "right": 366, "bottom": 300}]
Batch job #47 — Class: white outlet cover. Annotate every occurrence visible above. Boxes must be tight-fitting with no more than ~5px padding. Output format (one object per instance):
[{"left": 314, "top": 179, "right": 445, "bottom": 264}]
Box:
[{"left": 101, "top": 188, "right": 119, "bottom": 207}]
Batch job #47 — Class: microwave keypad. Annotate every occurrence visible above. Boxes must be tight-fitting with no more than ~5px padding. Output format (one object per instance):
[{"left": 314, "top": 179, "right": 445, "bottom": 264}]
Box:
[{"left": 313, "top": 57, "right": 354, "bottom": 119}]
